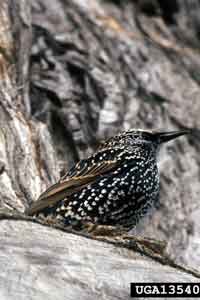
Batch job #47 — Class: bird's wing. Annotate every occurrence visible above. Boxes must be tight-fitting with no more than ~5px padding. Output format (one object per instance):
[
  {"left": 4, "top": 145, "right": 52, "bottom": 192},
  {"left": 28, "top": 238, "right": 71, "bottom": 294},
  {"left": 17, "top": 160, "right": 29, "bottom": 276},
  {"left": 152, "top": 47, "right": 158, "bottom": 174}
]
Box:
[{"left": 26, "top": 150, "right": 120, "bottom": 216}]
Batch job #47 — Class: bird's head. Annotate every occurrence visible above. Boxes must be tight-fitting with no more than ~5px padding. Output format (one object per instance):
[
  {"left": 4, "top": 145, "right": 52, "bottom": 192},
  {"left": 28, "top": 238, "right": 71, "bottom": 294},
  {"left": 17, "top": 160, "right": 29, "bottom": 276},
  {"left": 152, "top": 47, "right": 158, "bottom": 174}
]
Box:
[{"left": 104, "top": 129, "right": 189, "bottom": 153}]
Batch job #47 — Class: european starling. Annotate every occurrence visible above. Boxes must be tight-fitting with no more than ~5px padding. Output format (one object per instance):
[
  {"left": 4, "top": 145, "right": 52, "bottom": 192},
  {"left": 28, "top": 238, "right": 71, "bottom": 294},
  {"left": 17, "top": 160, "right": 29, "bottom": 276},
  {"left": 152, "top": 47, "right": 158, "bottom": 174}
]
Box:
[{"left": 26, "top": 129, "right": 188, "bottom": 230}]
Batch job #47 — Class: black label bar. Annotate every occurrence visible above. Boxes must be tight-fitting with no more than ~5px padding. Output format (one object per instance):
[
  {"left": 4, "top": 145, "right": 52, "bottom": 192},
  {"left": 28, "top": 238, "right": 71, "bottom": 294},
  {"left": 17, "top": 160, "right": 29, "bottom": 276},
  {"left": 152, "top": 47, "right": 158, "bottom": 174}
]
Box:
[{"left": 130, "top": 283, "right": 200, "bottom": 297}]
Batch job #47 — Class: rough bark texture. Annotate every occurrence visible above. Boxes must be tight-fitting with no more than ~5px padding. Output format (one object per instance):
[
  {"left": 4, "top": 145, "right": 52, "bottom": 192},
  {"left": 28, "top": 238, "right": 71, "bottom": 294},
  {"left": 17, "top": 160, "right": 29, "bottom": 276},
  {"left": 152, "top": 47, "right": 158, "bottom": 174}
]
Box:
[
  {"left": 1, "top": 0, "right": 200, "bottom": 298},
  {"left": 0, "top": 220, "right": 199, "bottom": 300}
]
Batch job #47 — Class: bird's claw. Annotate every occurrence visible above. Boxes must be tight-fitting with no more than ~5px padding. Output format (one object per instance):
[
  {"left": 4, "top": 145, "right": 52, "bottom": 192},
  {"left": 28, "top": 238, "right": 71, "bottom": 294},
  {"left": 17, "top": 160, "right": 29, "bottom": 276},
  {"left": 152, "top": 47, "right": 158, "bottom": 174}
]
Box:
[{"left": 82, "top": 223, "right": 125, "bottom": 236}]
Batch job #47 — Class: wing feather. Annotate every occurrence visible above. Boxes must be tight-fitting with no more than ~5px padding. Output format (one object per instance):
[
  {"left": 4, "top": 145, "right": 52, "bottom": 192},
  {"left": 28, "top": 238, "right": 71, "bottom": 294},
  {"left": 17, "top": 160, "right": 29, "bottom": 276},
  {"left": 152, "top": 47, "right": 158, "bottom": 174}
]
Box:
[{"left": 26, "top": 158, "right": 118, "bottom": 216}]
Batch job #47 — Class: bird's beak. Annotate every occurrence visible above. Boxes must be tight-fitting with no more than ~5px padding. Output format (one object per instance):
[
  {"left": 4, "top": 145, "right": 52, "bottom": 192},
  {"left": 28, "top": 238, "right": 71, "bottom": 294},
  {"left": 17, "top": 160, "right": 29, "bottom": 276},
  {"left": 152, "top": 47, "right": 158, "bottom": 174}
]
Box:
[{"left": 156, "top": 130, "right": 190, "bottom": 144}]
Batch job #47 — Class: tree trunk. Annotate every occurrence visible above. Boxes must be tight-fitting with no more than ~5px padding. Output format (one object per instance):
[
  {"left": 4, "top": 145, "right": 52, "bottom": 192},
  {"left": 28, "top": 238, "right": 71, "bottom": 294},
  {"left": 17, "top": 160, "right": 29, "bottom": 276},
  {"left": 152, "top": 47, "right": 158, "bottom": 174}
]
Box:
[{"left": 1, "top": 0, "right": 200, "bottom": 298}]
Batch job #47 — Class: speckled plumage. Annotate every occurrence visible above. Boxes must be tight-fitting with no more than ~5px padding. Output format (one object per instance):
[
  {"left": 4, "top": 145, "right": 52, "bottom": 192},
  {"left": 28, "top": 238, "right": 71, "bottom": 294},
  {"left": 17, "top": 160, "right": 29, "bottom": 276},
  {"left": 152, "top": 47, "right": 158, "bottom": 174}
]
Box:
[{"left": 27, "top": 129, "right": 189, "bottom": 230}]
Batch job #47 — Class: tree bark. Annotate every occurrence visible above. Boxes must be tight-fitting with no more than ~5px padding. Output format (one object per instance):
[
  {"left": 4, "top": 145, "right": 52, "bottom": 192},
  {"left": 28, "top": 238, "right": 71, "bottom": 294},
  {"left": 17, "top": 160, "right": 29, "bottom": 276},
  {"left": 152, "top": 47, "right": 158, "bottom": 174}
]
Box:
[{"left": 1, "top": 0, "right": 200, "bottom": 298}]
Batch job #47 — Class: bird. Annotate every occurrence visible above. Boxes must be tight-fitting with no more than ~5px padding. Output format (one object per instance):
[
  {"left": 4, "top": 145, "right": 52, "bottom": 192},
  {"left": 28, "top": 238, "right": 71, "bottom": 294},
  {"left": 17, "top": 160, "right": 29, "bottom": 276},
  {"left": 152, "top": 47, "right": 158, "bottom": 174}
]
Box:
[{"left": 26, "top": 129, "right": 189, "bottom": 231}]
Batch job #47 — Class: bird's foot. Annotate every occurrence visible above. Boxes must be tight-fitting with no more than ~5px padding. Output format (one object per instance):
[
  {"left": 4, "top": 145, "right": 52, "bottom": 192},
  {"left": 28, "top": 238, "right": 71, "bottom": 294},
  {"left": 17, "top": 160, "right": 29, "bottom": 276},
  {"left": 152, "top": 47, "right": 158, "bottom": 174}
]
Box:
[
  {"left": 81, "top": 222, "right": 125, "bottom": 237},
  {"left": 80, "top": 223, "right": 167, "bottom": 256}
]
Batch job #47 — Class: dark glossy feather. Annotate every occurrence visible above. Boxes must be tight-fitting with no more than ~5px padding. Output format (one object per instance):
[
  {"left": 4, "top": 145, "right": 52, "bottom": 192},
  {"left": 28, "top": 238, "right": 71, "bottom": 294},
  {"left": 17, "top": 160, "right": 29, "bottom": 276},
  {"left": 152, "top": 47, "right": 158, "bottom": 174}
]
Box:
[
  {"left": 26, "top": 129, "right": 188, "bottom": 230},
  {"left": 26, "top": 155, "right": 118, "bottom": 215}
]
